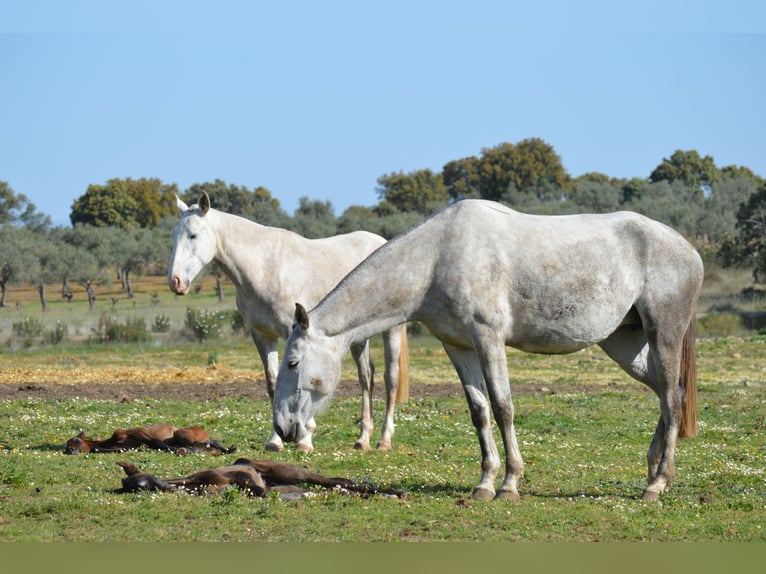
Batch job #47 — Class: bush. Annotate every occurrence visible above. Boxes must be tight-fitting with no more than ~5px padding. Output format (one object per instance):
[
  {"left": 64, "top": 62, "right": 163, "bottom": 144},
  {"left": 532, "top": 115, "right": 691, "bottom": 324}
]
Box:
[
  {"left": 97, "top": 314, "right": 149, "bottom": 343},
  {"left": 12, "top": 317, "right": 44, "bottom": 338},
  {"left": 152, "top": 314, "right": 172, "bottom": 333},
  {"left": 184, "top": 307, "right": 227, "bottom": 342},
  {"left": 229, "top": 310, "right": 247, "bottom": 335},
  {"left": 47, "top": 321, "right": 67, "bottom": 344},
  {"left": 697, "top": 313, "right": 744, "bottom": 337}
]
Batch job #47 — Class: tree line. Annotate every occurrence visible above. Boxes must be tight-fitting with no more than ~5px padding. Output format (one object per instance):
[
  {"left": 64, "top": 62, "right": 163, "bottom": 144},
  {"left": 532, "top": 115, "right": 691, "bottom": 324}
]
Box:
[{"left": 2, "top": 138, "right": 765, "bottom": 311}]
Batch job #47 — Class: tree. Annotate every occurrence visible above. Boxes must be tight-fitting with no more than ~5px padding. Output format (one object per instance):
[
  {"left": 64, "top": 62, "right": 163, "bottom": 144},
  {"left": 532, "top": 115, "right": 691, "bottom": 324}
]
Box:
[
  {"left": 699, "top": 169, "right": 761, "bottom": 241},
  {"left": 0, "top": 226, "right": 38, "bottom": 307},
  {"left": 623, "top": 180, "right": 701, "bottom": 237},
  {"left": 568, "top": 175, "right": 622, "bottom": 213},
  {"left": 375, "top": 169, "right": 448, "bottom": 214},
  {"left": 290, "top": 197, "right": 337, "bottom": 238},
  {"left": 57, "top": 225, "right": 107, "bottom": 310},
  {"left": 181, "top": 181, "right": 291, "bottom": 228},
  {"left": 443, "top": 156, "right": 482, "bottom": 202},
  {"left": 0, "top": 181, "right": 51, "bottom": 229},
  {"left": 649, "top": 149, "right": 720, "bottom": 194},
  {"left": 443, "top": 139, "right": 570, "bottom": 206},
  {"left": 727, "top": 182, "right": 766, "bottom": 282},
  {"left": 23, "top": 233, "right": 72, "bottom": 312},
  {"left": 70, "top": 177, "right": 178, "bottom": 229}
]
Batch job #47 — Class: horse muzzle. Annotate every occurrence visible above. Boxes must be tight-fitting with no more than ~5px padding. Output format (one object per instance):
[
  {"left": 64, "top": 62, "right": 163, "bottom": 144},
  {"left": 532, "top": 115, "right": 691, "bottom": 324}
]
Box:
[
  {"left": 169, "top": 275, "right": 189, "bottom": 295},
  {"left": 273, "top": 418, "right": 301, "bottom": 444}
]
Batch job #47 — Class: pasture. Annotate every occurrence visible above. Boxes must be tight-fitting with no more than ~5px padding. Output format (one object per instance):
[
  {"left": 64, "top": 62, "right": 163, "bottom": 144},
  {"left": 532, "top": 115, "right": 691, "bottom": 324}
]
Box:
[{"left": 0, "top": 274, "right": 764, "bottom": 541}]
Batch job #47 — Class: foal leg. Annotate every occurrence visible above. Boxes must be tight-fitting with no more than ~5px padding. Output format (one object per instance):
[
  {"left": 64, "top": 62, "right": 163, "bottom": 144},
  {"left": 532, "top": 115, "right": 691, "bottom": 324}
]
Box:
[
  {"left": 350, "top": 340, "right": 375, "bottom": 451},
  {"left": 376, "top": 326, "right": 403, "bottom": 451},
  {"left": 443, "top": 344, "right": 501, "bottom": 500}
]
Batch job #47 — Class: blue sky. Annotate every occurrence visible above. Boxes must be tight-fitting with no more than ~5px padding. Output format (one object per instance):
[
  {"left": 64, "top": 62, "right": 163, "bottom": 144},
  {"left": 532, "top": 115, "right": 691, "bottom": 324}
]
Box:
[{"left": 1, "top": 1, "right": 764, "bottom": 225}]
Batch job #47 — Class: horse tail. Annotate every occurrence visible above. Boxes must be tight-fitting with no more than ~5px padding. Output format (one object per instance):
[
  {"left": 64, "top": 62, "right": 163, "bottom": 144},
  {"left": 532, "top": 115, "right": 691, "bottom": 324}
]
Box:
[
  {"left": 679, "top": 317, "right": 698, "bottom": 439},
  {"left": 395, "top": 325, "right": 410, "bottom": 404}
]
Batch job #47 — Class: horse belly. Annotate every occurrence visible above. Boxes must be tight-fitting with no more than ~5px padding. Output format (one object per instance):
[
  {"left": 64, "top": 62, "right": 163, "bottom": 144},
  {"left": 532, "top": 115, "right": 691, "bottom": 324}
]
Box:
[{"left": 508, "top": 299, "right": 630, "bottom": 354}]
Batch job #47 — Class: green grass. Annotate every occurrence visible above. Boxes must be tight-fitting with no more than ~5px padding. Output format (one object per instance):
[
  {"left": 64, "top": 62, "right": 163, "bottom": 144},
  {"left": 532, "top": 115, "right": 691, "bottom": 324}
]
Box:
[
  {"left": 0, "top": 273, "right": 765, "bottom": 541},
  {"left": 1, "top": 337, "right": 764, "bottom": 542}
]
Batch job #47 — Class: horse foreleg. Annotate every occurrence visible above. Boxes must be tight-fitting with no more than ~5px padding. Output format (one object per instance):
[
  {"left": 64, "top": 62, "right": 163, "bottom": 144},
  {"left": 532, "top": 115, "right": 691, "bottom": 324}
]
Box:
[
  {"left": 476, "top": 336, "right": 523, "bottom": 502},
  {"left": 350, "top": 340, "right": 375, "bottom": 451},
  {"left": 444, "top": 344, "right": 501, "bottom": 500}
]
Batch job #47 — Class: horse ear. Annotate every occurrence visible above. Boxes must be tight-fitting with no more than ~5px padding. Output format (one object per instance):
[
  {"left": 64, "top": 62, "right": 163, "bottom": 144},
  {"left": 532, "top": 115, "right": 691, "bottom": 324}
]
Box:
[
  {"left": 77, "top": 431, "right": 86, "bottom": 439},
  {"left": 176, "top": 195, "right": 189, "bottom": 214},
  {"left": 294, "top": 303, "right": 310, "bottom": 331},
  {"left": 199, "top": 192, "right": 211, "bottom": 215}
]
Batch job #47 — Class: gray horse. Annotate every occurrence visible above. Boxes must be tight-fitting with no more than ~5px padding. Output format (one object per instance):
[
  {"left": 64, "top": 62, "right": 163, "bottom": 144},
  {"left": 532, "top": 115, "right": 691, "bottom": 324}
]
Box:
[
  {"left": 168, "top": 192, "right": 408, "bottom": 453},
  {"left": 273, "top": 199, "right": 703, "bottom": 502}
]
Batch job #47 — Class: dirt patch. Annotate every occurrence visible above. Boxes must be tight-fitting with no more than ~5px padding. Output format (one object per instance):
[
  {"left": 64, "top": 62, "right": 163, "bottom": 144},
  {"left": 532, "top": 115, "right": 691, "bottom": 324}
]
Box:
[{"left": 0, "top": 378, "right": 609, "bottom": 402}]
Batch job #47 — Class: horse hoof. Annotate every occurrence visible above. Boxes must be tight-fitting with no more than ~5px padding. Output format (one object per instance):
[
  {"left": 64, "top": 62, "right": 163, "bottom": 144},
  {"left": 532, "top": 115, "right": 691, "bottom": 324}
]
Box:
[
  {"left": 265, "top": 441, "right": 283, "bottom": 452},
  {"left": 354, "top": 441, "right": 372, "bottom": 451},
  {"left": 295, "top": 443, "right": 314, "bottom": 454},
  {"left": 471, "top": 487, "right": 495, "bottom": 501},
  {"left": 494, "top": 489, "right": 520, "bottom": 502},
  {"left": 641, "top": 489, "right": 661, "bottom": 502},
  {"left": 376, "top": 441, "right": 392, "bottom": 452}
]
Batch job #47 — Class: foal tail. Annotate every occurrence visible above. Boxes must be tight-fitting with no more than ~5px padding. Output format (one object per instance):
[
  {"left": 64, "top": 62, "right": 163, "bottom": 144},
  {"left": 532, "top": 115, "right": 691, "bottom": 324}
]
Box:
[
  {"left": 679, "top": 318, "right": 698, "bottom": 438},
  {"left": 395, "top": 325, "right": 410, "bottom": 404}
]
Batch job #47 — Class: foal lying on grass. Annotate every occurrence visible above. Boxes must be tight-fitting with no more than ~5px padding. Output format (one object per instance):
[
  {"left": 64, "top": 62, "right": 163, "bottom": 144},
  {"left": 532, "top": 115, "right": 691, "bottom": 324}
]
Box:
[
  {"left": 114, "top": 458, "right": 408, "bottom": 500},
  {"left": 64, "top": 423, "right": 235, "bottom": 456}
]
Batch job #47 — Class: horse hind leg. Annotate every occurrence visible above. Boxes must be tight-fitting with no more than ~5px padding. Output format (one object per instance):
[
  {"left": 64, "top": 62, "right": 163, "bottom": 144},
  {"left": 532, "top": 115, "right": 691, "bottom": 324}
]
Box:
[
  {"left": 376, "top": 326, "right": 404, "bottom": 451},
  {"left": 350, "top": 340, "right": 375, "bottom": 451},
  {"left": 598, "top": 320, "right": 690, "bottom": 501}
]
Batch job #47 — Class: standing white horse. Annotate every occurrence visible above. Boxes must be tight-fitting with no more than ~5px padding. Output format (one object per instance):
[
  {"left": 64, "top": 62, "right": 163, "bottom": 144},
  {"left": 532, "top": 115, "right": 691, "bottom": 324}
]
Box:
[
  {"left": 273, "top": 199, "right": 703, "bottom": 502},
  {"left": 168, "top": 192, "right": 409, "bottom": 453}
]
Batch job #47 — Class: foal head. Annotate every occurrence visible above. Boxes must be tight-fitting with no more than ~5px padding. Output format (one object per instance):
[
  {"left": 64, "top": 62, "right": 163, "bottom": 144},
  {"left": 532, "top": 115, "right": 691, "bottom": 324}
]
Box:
[{"left": 64, "top": 432, "right": 93, "bottom": 454}]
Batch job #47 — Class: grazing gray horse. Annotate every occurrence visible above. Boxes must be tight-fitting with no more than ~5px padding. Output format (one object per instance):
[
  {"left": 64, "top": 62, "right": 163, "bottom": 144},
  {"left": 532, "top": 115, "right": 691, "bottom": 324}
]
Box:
[
  {"left": 168, "top": 192, "right": 409, "bottom": 453},
  {"left": 273, "top": 199, "right": 703, "bottom": 502}
]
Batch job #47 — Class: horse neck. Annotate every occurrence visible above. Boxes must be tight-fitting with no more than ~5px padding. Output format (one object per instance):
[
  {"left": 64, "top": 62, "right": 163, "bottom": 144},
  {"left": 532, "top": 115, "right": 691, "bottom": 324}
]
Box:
[
  {"left": 312, "top": 234, "right": 430, "bottom": 347},
  {"left": 206, "top": 209, "right": 270, "bottom": 290}
]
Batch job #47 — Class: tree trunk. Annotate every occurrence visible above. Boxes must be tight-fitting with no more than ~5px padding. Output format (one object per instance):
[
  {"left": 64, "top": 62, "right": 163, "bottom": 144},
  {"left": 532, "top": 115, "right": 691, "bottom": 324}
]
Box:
[
  {"left": 37, "top": 283, "right": 48, "bottom": 312},
  {"left": 86, "top": 281, "right": 96, "bottom": 311},
  {"left": 215, "top": 274, "right": 225, "bottom": 303}
]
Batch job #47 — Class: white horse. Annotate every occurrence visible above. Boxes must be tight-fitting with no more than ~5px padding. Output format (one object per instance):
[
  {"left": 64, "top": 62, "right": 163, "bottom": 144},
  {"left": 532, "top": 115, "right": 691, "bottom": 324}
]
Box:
[
  {"left": 273, "top": 199, "right": 703, "bottom": 502},
  {"left": 168, "top": 192, "right": 409, "bottom": 453}
]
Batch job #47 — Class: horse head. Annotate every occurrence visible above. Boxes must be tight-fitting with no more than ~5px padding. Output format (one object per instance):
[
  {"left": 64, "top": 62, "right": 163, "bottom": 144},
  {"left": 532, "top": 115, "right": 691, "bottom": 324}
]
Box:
[
  {"left": 168, "top": 192, "right": 216, "bottom": 295},
  {"left": 272, "top": 303, "right": 340, "bottom": 448}
]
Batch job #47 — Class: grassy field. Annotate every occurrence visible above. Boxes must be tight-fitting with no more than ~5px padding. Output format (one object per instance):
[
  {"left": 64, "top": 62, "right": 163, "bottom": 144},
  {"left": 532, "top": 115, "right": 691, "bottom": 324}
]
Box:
[{"left": 0, "top": 273, "right": 765, "bottom": 542}]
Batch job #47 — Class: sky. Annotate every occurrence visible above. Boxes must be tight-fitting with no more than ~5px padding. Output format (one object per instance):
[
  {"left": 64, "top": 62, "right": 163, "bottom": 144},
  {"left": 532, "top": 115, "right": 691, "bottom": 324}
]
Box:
[{"left": 1, "top": 1, "right": 765, "bottom": 226}]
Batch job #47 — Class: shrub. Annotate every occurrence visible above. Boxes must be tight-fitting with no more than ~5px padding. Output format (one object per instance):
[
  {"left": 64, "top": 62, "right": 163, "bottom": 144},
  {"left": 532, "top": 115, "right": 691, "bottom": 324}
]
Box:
[
  {"left": 152, "top": 314, "right": 172, "bottom": 333},
  {"left": 184, "top": 307, "right": 227, "bottom": 342},
  {"left": 229, "top": 310, "right": 247, "bottom": 335},
  {"left": 12, "top": 317, "right": 44, "bottom": 338},
  {"left": 697, "top": 313, "right": 744, "bottom": 337},
  {"left": 97, "top": 314, "right": 149, "bottom": 343},
  {"left": 47, "top": 321, "right": 67, "bottom": 344}
]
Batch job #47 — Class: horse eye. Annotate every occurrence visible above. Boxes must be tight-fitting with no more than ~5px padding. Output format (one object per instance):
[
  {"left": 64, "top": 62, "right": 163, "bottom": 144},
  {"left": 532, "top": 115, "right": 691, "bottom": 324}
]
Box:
[
  {"left": 288, "top": 360, "right": 299, "bottom": 369},
  {"left": 189, "top": 233, "right": 197, "bottom": 240}
]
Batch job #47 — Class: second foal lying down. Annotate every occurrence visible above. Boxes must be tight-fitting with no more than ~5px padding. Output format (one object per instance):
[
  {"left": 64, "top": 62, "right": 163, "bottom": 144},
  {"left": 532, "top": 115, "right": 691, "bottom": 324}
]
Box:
[
  {"left": 115, "top": 458, "right": 407, "bottom": 500},
  {"left": 64, "top": 424, "right": 235, "bottom": 456}
]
